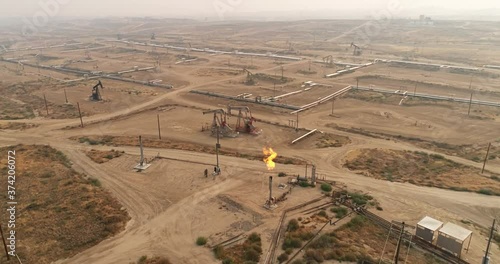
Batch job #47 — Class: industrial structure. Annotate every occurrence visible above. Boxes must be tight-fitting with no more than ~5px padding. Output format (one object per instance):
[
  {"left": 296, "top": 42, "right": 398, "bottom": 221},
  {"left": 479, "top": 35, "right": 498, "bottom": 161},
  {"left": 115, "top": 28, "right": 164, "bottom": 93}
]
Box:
[
  {"left": 89, "top": 80, "right": 104, "bottom": 101},
  {"left": 227, "top": 105, "right": 262, "bottom": 135},
  {"left": 202, "top": 109, "right": 237, "bottom": 138},
  {"left": 350, "top": 42, "right": 362, "bottom": 56},
  {"left": 134, "top": 136, "right": 151, "bottom": 171}
]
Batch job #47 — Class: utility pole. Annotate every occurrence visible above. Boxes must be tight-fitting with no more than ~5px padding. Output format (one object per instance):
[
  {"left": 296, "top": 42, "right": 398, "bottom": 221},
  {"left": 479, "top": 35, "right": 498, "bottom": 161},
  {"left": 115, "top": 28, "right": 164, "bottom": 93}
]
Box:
[
  {"left": 331, "top": 99, "right": 335, "bottom": 115},
  {"left": 296, "top": 112, "right": 299, "bottom": 131},
  {"left": 468, "top": 93, "right": 473, "bottom": 116},
  {"left": 482, "top": 143, "right": 491, "bottom": 174},
  {"left": 216, "top": 125, "right": 220, "bottom": 170},
  {"left": 77, "top": 102, "right": 84, "bottom": 128},
  {"left": 64, "top": 89, "right": 69, "bottom": 104},
  {"left": 273, "top": 82, "right": 276, "bottom": 98},
  {"left": 356, "top": 78, "right": 359, "bottom": 89},
  {"left": 483, "top": 219, "right": 496, "bottom": 264},
  {"left": 308, "top": 60, "right": 311, "bottom": 72},
  {"left": 394, "top": 222, "right": 405, "bottom": 264},
  {"left": 281, "top": 65, "right": 284, "bottom": 80},
  {"left": 43, "top": 93, "right": 49, "bottom": 115},
  {"left": 0, "top": 224, "right": 10, "bottom": 260},
  {"left": 157, "top": 114, "right": 162, "bottom": 140}
]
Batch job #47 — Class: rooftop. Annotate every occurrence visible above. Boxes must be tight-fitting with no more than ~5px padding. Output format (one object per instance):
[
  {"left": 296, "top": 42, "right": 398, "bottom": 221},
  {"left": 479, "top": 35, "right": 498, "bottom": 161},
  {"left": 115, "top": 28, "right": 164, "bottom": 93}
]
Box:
[
  {"left": 417, "top": 216, "right": 443, "bottom": 231},
  {"left": 439, "top": 222, "right": 473, "bottom": 242}
]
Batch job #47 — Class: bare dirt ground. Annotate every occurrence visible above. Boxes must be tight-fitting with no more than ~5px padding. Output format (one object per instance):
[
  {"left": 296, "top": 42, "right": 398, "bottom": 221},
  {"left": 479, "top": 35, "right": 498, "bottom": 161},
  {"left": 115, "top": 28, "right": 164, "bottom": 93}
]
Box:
[{"left": 1, "top": 18, "right": 500, "bottom": 264}]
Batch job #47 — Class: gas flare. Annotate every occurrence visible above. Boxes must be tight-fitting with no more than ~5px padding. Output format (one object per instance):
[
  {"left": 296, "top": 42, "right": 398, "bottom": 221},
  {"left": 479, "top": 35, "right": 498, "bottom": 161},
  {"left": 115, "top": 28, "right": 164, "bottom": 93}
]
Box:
[{"left": 263, "top": 147, "right": 277, "bottom": 170}]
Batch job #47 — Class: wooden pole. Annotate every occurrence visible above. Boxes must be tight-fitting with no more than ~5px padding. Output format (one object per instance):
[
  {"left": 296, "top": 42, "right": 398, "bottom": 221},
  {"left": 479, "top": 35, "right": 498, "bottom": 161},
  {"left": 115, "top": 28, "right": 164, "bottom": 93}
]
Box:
[
  {"left": 468, "top": 93, "right": 473, "bottom": 116},
  {"left": 483, "top": 219, "right": 496, "bottom": 264},
  {"left": 481, "top": 143, "right": 491, "bottom": 174},
  {"left": 394, "top": 222, "right": 405, "bottom": 264},
  {"left": 356, "top": 78, "right": 359, "bottom": 89},
  {"left": 77, "top": 102, "right": 84, "bottom": 128},
  {"left": 64, "top": 89, "right": 68, "bottom": 104},
  {"left": 331, "top": 99, "right": 335, "bottom": 115},
  {"left": 281, "top": 66, "right": 284, "bottom": 80},
  {"left": 0, "top": 224, "right": 10, "bottom": 260},
  {"left": 296, "top": 112, "right": 299, "bottom": 131},
  {"left": 157, "top": 114, "right": 161, "bottom": 140},
  {"left": 43, "top": 94, "right": 49, "bottom": 115}
]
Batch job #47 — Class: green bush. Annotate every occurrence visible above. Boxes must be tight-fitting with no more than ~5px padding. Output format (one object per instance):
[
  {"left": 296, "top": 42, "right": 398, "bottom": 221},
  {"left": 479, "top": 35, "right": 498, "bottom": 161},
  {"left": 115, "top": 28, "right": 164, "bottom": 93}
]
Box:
[
  {"left": 477, "top": 189, "right": 494, "bottom": 196},
  {"left": 285, "top": 248, "right": 294, "bottom": 255},
  {"left": 310, "top": 234, "right": 335, "bottom": 249},
  {"left": 88, "top": 178, "right": 101, "bottom": 187},
  {"left": 330, "top": 207, "right": 348, "bottom": 218},
  {"left": 278, "top": 172, "right": 287, "bottom": 177},
  {"left": 299, "top": 181, "right": 310, "bottom": 188},
  {"left": 222, "top": 258, "right": 234, "bottom": 264},
  {"left": 138, "top": 255, "right": 148, "bottom": 263},
  {"left": 345, "top": 215, "right": 366, "bottom": 231},
  {"left": 320, "top": 183, "right": 332, "bottom": 192},
  {"left": 243, "top": 248, "right": 260, "bottom": 262},
  {"left": 318, "top": 210, "right": 328, "bottom": 218},
  {"left": 287, "top": 219, "right": 299, "bottom": 232},
  {"left": 196, "top": 236, "right": 207, "bottom": 246},
  {"left": 248, "top": 232, "right": 261, "bottom": 243},
  {"left": 213, "top": 245, "right": 225, "bottom": 259},
  {"left": 277, "top": 253, "right": 289, "bottom": 263},
  {"left": 305, "top": 249, "right": 324, "bottom": 262}
]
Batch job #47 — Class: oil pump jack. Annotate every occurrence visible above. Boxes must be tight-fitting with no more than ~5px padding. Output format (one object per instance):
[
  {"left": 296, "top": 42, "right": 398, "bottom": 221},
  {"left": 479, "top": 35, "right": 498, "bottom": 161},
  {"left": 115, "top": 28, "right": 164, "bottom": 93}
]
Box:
[
  {"left": 244, "top": 68, "right": 255, "bottom": 85},
  {"left": 89, "top": 80, "right": 104, "bottom": 101},
  {"left": 323, "top": 55, "right": 334, "bottom": 67},
  {"left": 350, "top": 42, "right": 362, "bottom": 56},
  {"left": 202, "top": 109, "right": 237, "bottom": 138},
  {"left": 227, "top": 105, "right": 262, "bottom": 135}
]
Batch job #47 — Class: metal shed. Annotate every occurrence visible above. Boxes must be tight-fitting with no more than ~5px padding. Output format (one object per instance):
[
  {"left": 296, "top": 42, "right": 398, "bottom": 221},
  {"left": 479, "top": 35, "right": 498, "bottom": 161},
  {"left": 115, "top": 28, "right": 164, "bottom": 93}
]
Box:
[
  {"left": 416, "top": 216, "right": 443, "bottom": 243},
  {"left": 436, "top": 222, "right": 473, "bottom": 258}
]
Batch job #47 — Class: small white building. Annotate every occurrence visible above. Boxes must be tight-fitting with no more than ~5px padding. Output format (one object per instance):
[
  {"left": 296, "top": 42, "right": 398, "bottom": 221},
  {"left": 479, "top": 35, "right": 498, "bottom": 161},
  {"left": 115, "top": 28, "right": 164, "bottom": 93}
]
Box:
[
  {"left": 416, "top": 216, "right": 443, "bottom": 243},
  {"left": 436, "top": 222, "right": 473, "bottom": 258}
]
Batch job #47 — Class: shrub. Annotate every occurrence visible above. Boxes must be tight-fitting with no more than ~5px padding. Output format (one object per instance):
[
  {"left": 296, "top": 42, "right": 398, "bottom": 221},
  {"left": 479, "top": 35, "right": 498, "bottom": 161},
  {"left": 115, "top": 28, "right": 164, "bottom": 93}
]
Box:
[
  {"left": 138, "top": 255, "right": 148, "bottom": 263},
  {"left": 318, "top": 210, "right": 328, "bottom": 218},
  {"left": 104, "top": 154, "right": 114, "bottom": 159},
  {"left": 320, "top": 183, "right": 332, "bottom": 192},
  {"left": 291, "top": 260, "right": 305, "bottom": 264},
  {"left": 248, "top": 233, "right": 261, "bottom": 243},
  {"left": 305, "top": 249, "right": 324, "bottom": 262},
  {"left": 330, "top": 207, "right": 348, "bottom": 218},
  {"left": 310, "top": 234, "right": 335, "bottom": 249},
  {"left": 213, "top": 245, "right": 225, "bottom": 259},
  {"left": 277, "top": 253, "right": 289, "bottom": 263},
  {"left": 285, "top": 248, "right": 294, "bottom": 255},
  {"left": 299, "top": 181, "right": 310, "bottom": 188},
  {"left": 345, "top": 215, "right": 366, "bottom": 231},
  {"left": 196, "top": 236, "right": 207, "bottom": 246},
  {"left": 88, "top": 178, "right": 101, "bottom": 187},
  {"left": 478, "top": 189, "right": 493, "bottom": 196},
  {"left": 222, "top": 258, "right": 234, "bottom": 264},
  {"left": 491, "top": 175, "right": 500, "bottom": 181},
  {"left": 287, "top": 219, "right": 299, "bottom": 232},
  {"left": 243, "top": 248, "right": 260, "bottom": 262},
  {"left": 278, "top": 172, "right": 287, "bottom": 177}
]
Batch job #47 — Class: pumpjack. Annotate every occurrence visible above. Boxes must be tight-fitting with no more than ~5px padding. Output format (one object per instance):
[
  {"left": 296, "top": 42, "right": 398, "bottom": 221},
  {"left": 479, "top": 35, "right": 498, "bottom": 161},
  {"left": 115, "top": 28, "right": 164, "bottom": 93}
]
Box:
[
  {"left": 350, "top": 42, "right": 362, "bottom": 56},
  {"left": 90, "top": 80, "right": 104, "bottom": 101},
  {"left": 227, "top": 105, "right": 262, "bottom": 135},
  {"left": 202, "top": 109, "right": 237, "bottom": 138}
]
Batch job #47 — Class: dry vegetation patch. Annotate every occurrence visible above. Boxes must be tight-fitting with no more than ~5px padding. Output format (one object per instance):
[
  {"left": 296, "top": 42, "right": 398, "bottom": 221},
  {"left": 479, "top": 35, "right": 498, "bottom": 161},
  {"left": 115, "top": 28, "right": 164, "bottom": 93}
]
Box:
[
  {"left": 329, "top": 123, "right": 500, "bottom": 163},
  {"left": 73, "top": 135, "right": 307, "bottom": 165},
  {"left": 344, "top": 148, "right": 500, "bottom": 195},
  {"left": 0, "top": 145, "right": 129, "bottom": 264},
  {"left": 85, "top": 149, "right": 124, "bottom": 163},
  {"left": 295, "top": 215, "right": 444, "bottom": 264},
  {"left": 213, "top": 233, "right": 263, "bottom": 264},
  {"left": 0, "top": 122, "right": 38, "bottom": 130},
  {"left": 315, "top": 133, "right": 351, "bottom": 148}
]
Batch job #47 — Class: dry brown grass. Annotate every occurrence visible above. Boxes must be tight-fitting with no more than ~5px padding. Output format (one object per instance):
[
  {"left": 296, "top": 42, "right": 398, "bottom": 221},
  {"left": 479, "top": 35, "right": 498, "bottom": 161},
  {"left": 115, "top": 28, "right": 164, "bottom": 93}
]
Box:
[
  {"left": 0, "top": 145, "right": 129, "bottom": 264},
  {"left": 85, "top": 149, "right": 124, "bottom": 164},
  {"left": 0, "top": 122, "right": 38, "bottom": 130},
  {"left": 72, "top": 135, "right": 307, "bottom": 166},
  {"left": 344, "top": 148, "right": 500, "bottom": 195}
]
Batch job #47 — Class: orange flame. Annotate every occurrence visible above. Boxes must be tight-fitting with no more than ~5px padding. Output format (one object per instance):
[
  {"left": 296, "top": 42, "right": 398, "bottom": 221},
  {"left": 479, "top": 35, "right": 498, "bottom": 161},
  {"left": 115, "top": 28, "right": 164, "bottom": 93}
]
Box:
[{"left": 263, "top": 147, "right": 277, "bottom": 170}]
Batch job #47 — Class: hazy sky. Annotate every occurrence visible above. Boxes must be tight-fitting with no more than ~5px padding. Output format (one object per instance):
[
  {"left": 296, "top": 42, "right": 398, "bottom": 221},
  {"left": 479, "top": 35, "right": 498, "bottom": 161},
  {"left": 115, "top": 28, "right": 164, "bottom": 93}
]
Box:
[{"left": 1, "top": 0, "right": 499, "bottom": 18}]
